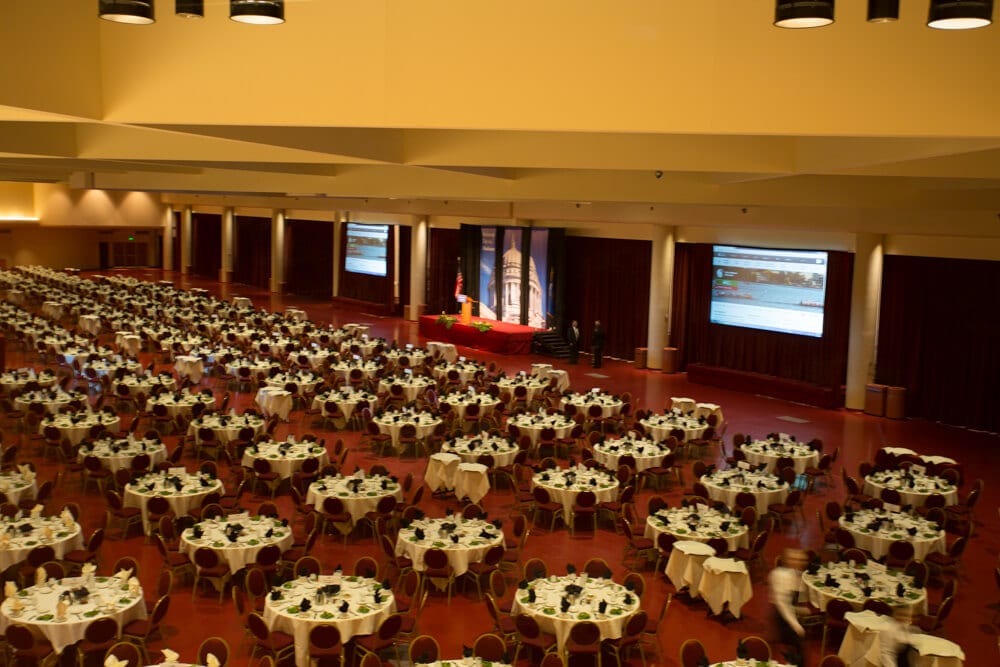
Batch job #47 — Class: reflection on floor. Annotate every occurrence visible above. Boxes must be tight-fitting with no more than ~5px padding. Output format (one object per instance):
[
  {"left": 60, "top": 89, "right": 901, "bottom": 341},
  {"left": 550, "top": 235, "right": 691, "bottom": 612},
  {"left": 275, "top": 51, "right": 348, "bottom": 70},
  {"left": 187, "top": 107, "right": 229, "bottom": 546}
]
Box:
[{"left": 3, "top": 267, "right": 998, "bottom": 667}]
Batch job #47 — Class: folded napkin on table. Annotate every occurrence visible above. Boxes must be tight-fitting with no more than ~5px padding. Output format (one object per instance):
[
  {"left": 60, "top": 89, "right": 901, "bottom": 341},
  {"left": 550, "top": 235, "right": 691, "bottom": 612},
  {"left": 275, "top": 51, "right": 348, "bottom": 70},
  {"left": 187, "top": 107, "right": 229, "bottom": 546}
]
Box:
[
  {"left": 161, "top": 649, "right": 179, "bottom": 663},
  {"left": 35, "top": 568, "right": 46, "bottom": 586},
  {"left": 205, "top": 654, "right": 220, "bottom": 667},
  {"left": 116, "top": 568, "right": 133, "bottom": 581},
  {"left": 81, "top": 563, "right": 96, "bottom": 576},
  {"left": 30, "top": 505, "right": 43, "bottom": 519},
  {"left": 8, "top": 598, "right": 22, "bottom": 612},
  {"left": 104, "top": 657, "right": 128, "bottom": 667},
  {"left": 4, "top": 581, "right": 17, "bottom": 597},
  {"left": 128, "top": 577, "right": 140, "bottom": 595},
  {"left": 56, "top": 599, "right": 68, "bottom": 621}
]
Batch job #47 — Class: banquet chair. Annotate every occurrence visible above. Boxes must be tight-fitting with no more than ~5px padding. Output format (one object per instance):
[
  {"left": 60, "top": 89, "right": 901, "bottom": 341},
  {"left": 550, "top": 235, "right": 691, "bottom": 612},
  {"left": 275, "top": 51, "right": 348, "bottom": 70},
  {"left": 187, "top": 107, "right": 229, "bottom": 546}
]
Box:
[
  {"left": 915, "top": 595, "right": 954, "bottom": 634},
  {"left": 353, "top": 613, "right": 403, "bottom": 665},
  {"left": 154, "top": 534, "right": 194, "bottom": 586},
  {"left": 583, "top": 557, "right": 613, "bottom": 579},
  {"left": 603, "top": 609, "right": 648, "bottom": 667},
  {"left": 421, "top": 548, "right": 456, "bottom": 604},
  {"left": 7, "top": 622, "right": 55, "bottom": 667},
  {"left": 62, "top": 527, "right": 105, "bottom": 575},
  {"left": 863, "top": 598, "right": 893, "bottom": 617},
  {"left": 623, "top": 571, "right": 646, "bottom": 598},
  {"left": 462, "top": 544, "right": 505, "bottom": 601},
  {"left": 103, "top": 490, "right": 144, "bottom": 540},
  {"left": 252, "top": 459, "right": 282, "bottom": 499},
  {"left": 570, "top": 490, "right": 598, "bottom": 536},
  {"left": 679, "top": 638, "right": 708, "bottom": 667},
  {"left": 197, "top": 637, "right": 230, "bottom": 667},
  {"left": 472, "top": 632, "right": 507, "bottom": 662},
  {"left": 841, "top": 548, "right": 869, "bottom": 566},
  {"left": 885, "top": 540, "right": 916, "bottom": 569},
  {"left": 531, "top": 487, "right": 564, "bottom": 532},
  {"left": 321, "top": 497, "right": 352, "bottom": 544},
  {"left": 513, "top": 613, "right": 557, "bottom": 664},
  {"left": 741, "top": 636, "right": 771, "bottom": 661},
  {"left": 104, "top": 641, "right": 143, "bottom": 667},
  {"left": 76, "top": 617, "right": 119, "bottom": 667},
  {"left": 621, "top": 514, "right": 656, "bottom": 570},
  {"left": 192, "top": 547, "right": 231, "bottom": 603},
  {"left": 246, "top": 612, "right": 296, "bottom": 667},
  {"left": 307, "top": 624, "right": 344, "bottom": 667},
  {"left": 407, "top": 635, "right": 440, "bottom": 665},
  {"left": 566, "top": 620, "right": 602, "bottom": 665},
  {"left": 523, "top": 557, "right": 549, "bottom": 582},
  {"left": 353, "top": 555, "right": 380, "bottom": 579},
  {"left": 653, "top": 533, "right": 677, "bottom": 574}
]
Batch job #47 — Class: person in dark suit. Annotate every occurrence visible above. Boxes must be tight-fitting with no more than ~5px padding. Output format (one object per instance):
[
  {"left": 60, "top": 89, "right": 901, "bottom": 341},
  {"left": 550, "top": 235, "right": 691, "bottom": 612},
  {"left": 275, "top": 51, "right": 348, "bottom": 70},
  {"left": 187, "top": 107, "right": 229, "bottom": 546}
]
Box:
[
  {"left": 591, "top": 320, "right": 604, "bottom": 368},
  {"left": 566, "top": 320, "right": 580, "bottom": 364}
]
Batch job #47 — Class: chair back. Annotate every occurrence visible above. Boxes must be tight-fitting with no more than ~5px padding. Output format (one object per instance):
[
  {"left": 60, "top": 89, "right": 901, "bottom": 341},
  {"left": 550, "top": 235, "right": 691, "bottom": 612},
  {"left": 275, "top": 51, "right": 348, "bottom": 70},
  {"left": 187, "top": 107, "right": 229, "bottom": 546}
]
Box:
[
  {"left": 568, "top": 620, "right": 600, "bottom": 646},
  {"left": 308, "top": 624, "right": 342, "bottom": 651},
  {"left": 679, "top": 638, "right": 707, "bottom": 667},
  {"left": 194, "top": 547, "right": 221, "bottom": 569},
  {"left": 423, "top": 548, "right": 448, "bottom": 570},
  {"left": 84, "top": 616, "right": 118, "bottom": 642},
  {"left": 473, "top": 632, "right": 506, "bottom": 661},
  {"left": 408, "top": 635, "right": 440, "bottom": 664}
]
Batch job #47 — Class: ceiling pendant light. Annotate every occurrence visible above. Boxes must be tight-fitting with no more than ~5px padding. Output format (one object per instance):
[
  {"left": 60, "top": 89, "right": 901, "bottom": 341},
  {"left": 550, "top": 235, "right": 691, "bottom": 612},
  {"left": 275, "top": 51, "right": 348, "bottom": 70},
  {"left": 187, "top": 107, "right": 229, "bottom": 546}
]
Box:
[
  {"left": 175, "top": 0, "right": 203, "bottom": 18},
  {"left": 927, "top": 0, "right": 993, "bottom": 29},
  {"left": 230, "top": 0, "right": 284, "bottom": 25},
  {"left": 774, "top": 1, "right": 835, "bottom": 28},
  {"left": 98, "top": 0, "right": 155, "bottom": 24},
  {"left": 867, "top": 0, "right": 900, "bottom": 22}
]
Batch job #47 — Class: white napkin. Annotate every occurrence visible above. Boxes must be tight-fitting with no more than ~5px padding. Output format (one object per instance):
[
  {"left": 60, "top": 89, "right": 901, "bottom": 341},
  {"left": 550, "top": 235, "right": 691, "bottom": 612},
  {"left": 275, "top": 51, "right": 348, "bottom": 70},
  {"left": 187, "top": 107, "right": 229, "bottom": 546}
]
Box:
[
  {"left": 61, "top": 508, "right": 75, "bottom": 527},
  {"left": 5, "top": 581, "right": 17, "bottom": 597},
  {"left": 161, "top": 649, "right": 179, "bottom": 663},
  {"left": 43, "top": 526, "right": 53, "bottom": 541},
  {"left": 9, "top": 597, "right": 23, "bottom": 613},
  {"left": 81, "top": 563, "right": 96, "bottom": 577},
  {"left": 56, "top": 599, "right": 69, "bottom": 621},
  {"left": 128, "top": 577, "right": 140, "bottom": 595},
  {"left": 206, "top": 654, "right": 220, "bottom": 667},
  {"left": 115, "top": 568, "right": 133, "bottom": 581},
  {"left": 35, "top": 568, "right": 46, "bottom": 586}
]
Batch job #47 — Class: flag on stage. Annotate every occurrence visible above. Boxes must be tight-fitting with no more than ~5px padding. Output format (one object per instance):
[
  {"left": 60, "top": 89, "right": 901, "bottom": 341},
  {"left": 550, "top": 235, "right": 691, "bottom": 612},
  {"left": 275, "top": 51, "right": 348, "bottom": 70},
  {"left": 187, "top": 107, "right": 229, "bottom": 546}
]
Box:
[{"left": 454, "top": 262, "right": 464, "bottom": 299}]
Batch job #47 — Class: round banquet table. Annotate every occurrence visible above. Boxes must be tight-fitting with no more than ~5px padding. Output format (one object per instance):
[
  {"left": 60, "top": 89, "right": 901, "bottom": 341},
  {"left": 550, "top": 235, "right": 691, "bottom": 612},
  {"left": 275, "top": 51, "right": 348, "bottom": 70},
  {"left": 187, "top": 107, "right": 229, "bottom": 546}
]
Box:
[
  {"left": 241, "top": 439, "right": 329, "bottom": 479},
  {"left": 383, "top": 348, "right": 427, "bottom": 367},
  {"left": 441, "top": 434, "right": 518, "bottom": 467},
  {"left": 862, "top": 471, "right": 959, "bottom": 508},
  {"left": 123, "top": 472, "right": 225, "bottom": 534},
  {"left": 531, "top": 466, "right": 619, "bottom": 516},
  {"left": 339, "top": 339, "right": 381, "bottom": 358},
  {"left": 700, "top": 469, "right": 789, "bottom": 515},
  {"left": 187, "top": 413, "right": 266, "bottom": 445},
  {"left": 78, "top": 436, "right": 167, "bottom": 473},
  {"left": 264, "top": 574, "right": 395, "bottom": 667},
  {"left": 511, "top": 573, "right": 641, "bottom": 655},
  {"left": 639, "top": 414, "right": 708, "bottom": 443},
  {"left": 644, "top": 505, "right": 749, "bottom": 553},
  {"left": 560, "top": 393, "right": 623, "bottom": 419},
  {"left": 801, "top": 560, "right": 927, "bottom": 615},
  {"left": 740, "top": 439, "right": 819, "bottom": 474},
  {"left": 173, "top": 355, "right": 205, "bottom": 383},
  {"left": 0, "top": 473, "right": 39, "bottom": 507},
  {"left": 15, "top": 389, "right": 84, "bottom": 415},
  {"left": 0, "top": 514, "right": 84, "bottom": 572},
  {"left": 330, "top": 360, "right": 382, "bottom": 382},
  {"left": 146, "top": 391, "right": 216, "bottom": 418},
  {"left": 395, "top": 516, "right": 504, "bottom": 576},
  {"left": 664, "top": 539, "right": 716, "bottom": 595},
  {"left": 507, "top": 413, "right": 574, "bottom": 447},
  {"left": 838, "top": 508, "right": 946, "bottom": 561},
  {"left": 266, "top": 372, "right": 321, "bottom": 397},
  {"left": 254, "top": 387, "right": 293, "bottom": 421},
  {"left": 592, "top": 436, "right": 670, "bottom": 472},
  {"left": 40, "top": 412, "right": 121, "bottom": 446},
  {"left": 881, "top": 447, "right": 957, "bottom": 467},
  {"left": 377, "top": 376, "right": 436, "bottom": 403},
  {"left": 373, "top": 411, "right": 441, "bottom": 451},
  {"left": 696, "top": 556, "right": 753, "bottom": 617},
  {"left": 836, "top": 610, "right": 963, "bottom": 667},
  {"left": 0, "top": 370, "right": 57, "bottom": 394},
  {"left": 0, "top": 575, "right": 147, "bottom": 655},
  {"left": 493, "top": 377, "right": 549, "bottom": 405},
  {"left": 179, "top": 514, "right": 294, "bottom": 574},
  {"left": 439, "top": 393, "right": 501, "bottom": 421},
  {"left": 83, "top": 359, "right": 142, "bottom": 378},
  {"left": 77, "top": 314, "right": 102, "bottom": 336},
  {"left": 113, "top": 374, "right": 177, "bottom": 397},
  {"left": 113, "top": 331, "right": 142, "bottom": 357},
  {"left": 306, "top": 475, "right": 403, "bottom": 524},
  {"left": 433, "top": 362, "right": 483, "bottom": 386},
  {"left": 310, "top": 390, "right": 378, "bottom": 425},
  {"left": 530, "top": 363, "right": 570, "bottom": 392}
]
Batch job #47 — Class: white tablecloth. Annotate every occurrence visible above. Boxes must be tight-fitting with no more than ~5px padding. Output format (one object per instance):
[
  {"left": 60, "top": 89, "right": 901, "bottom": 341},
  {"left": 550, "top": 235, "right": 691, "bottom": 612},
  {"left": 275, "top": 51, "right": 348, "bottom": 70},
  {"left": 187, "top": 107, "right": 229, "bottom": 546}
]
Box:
[
  {"left": 508, "top": 414, "right": 574, "bottom": 447},
  {"left": 665, "top": 540, "right": 716, "bottom": 593},
  {"left": 426, "top": 341, "right": 458, "bottom": 363},
  {"left": 123, "top": 473, "right": 224, "bottom": 533},
  {"left": 441, "top": 435, "right": 518, "bottom": 467},
  {"left": 180, "top": 515, "right": 294, "bottom": 574},
  {"left": 740, "top": 439, "right": 819, "bottom": 474},
  {"left": 701, "top": 470, "right": 789, "bottom": 515},
  {"left": 241, "top": 440, "right": 329, "bottom": 479},
  {"left": 306, "top": 475, "right": 403, "bottom": 523},
  {"left": 265, "top": 574, "right": 395, "bottom": 667},
  {"left": 174, "top": 355, "right": 205, "bottom": 383},
  {"left": 639, "top": 414, "right": 708, "bottom": 442},
  {"left": 255, "top": 387, "right": 293, "bottom": 421},
  {"left": 801, "top": 561, "right": 927, "bottom": 615},
  {"left": 79, "top": 437, "right": 167, "bottom": 473},
  {"left": 838, "top": 509, "right": 946, "bottom": 561},
  {"left": 41, "top": 413, "right": 121, "bottom": 446},
  {"left": 593, "top": 436, "right": 670, "bottom": 472},
  {"left": 0, "top": 516, "right": 84, "bottom": 572},
  {"left": 645, "top": 505, "right": 749, "bottom": 553},
  {"left": 531, "top": 467, "right": 619, "bottom": 515},
  {"left": 423, "top": 455, "right": 490, "bottom": 504},
  {"left": 863, "top": 472, "right": 959, "bottom": 508},
  {"left": 697, "top": 556, "right": 752, "bottom": 617},
  {"left": 395, "top": 517, "right": 503, "bottom": 576},
  {"left": 373, "top": 412, "right": 441, "bottom": 450}
]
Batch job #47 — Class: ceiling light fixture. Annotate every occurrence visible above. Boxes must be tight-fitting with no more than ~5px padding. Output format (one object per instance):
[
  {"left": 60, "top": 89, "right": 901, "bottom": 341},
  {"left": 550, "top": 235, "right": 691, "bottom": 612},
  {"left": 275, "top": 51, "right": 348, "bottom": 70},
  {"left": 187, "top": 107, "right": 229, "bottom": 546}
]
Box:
[
  {"left": 175, "top": 0, "right": 203, "bottom": 18},
  {"left": 867, "top": 0, "right": 900, "bottom": 22},
  {"left": 927, "top": 0, "right": 993, "bottom": 29},
  {"left": 98, "top": 0, "right": 155, "bottom": 24},
  {"left": 230, "top": 0, "right": 284, "bottom": 25},
  {"left": 774, "top": 1, "right": 835, "bottom": 28}
]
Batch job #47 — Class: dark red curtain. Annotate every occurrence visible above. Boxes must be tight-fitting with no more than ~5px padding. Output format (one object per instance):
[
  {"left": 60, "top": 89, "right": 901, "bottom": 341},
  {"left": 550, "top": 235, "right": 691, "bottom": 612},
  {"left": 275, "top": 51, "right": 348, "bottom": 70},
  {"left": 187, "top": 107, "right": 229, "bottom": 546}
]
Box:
[
  {"left": 191, "top": 213, "right": 221, "bottom": 279},
  {"left": 286, "top": 219, "right": 333, "bottom": 298},
  {"left": 427, "top": 228, "right": 460, "bottom": 315},
  {"left": 234, "top": 216, "right": 271, "bottom": 289},
  {"left": 564, "top": 236, "right": 651, "bottom": 360},
  {"left": 876, "top": 254, "right": 1000, "bottom": 432},
  {"left": 672, "top": 243, "right": 852, "bottom": 390}
]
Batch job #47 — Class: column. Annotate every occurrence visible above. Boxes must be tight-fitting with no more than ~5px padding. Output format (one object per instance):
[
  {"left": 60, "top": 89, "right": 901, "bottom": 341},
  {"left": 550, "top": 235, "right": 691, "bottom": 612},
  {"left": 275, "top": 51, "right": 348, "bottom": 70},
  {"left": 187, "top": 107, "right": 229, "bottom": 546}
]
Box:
[
  {"left": 408, "top": 216, "right": 428, "bottom": 321},
  {"left": 180, "top": 206, "right": 193, "bottom": 275},
  {"left": 220, "top": 207, "right": 234, "bottom": 283},
  {"left": 845, "top": 233, "right": 884, "bottom": 409},
  {"left": 645, "top": 225, "right": 675, "bottom": 370},
  {"left": 162, "top": 205, "right": 174, "bottom": 271},
  {"left": 270, "top": 209, "right": 286, "bottom": 294},
  {"left": 332, "top": 214, "right": 344, "bottom": 297}
]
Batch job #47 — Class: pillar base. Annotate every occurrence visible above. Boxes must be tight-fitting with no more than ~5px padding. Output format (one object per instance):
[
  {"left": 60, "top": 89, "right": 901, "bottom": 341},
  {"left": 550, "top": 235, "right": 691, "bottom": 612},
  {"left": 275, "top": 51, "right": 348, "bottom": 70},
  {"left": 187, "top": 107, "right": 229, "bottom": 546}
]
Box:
[{"left": 219, "top": 269, "right": 234, "bottom": 283}]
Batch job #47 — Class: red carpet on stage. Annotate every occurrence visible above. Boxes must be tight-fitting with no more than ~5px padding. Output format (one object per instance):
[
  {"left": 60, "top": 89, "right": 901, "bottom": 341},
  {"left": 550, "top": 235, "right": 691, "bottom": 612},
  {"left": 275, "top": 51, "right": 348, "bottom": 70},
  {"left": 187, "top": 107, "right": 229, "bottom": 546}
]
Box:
[{"left": 418, "top": 315, "right": 541, "bottom": 354}]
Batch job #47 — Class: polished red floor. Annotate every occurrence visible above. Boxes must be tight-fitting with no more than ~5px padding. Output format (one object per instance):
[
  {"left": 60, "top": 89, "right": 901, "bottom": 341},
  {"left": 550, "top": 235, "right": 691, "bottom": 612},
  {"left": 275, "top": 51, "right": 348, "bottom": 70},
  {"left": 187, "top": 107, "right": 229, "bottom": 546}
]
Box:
[{"left": 3, "top": 268, "right": 998, "bottom": 666}]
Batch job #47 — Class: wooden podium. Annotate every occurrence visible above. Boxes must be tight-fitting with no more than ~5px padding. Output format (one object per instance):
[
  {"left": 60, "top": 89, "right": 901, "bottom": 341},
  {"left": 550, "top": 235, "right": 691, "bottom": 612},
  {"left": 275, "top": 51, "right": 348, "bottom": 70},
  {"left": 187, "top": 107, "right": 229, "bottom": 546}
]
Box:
[{"left": 460, "top": 300, "right": 472, "bottom": 325}]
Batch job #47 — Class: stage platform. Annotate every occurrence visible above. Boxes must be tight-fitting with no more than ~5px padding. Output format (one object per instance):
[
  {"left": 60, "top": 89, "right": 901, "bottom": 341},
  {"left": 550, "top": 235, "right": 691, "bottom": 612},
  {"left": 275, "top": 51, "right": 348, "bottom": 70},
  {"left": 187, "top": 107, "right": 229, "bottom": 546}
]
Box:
[{"left": 418, "top": 315, "right": 541, "bottom": 355}]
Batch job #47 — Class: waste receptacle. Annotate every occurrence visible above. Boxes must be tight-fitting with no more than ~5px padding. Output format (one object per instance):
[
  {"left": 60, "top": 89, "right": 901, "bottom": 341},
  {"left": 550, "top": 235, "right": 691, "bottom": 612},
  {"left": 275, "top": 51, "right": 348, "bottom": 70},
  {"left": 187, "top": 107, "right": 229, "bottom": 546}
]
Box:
[
  {"left": 634, "top": 348, "right": 648, "bottom": 369},
  {"left": 885, "top": 386, "right": 906, "bottom": 419},
  {"left": 662, "top": 347, "right": 678, "bottom": 374},
  {"left": 864, "top": 384, "right": 887, "bottom": 417}
]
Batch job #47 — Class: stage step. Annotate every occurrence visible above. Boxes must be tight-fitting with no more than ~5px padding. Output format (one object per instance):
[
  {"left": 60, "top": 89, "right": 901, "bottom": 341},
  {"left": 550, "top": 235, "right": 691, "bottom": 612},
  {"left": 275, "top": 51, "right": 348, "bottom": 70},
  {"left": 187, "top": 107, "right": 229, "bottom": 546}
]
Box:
[{"left": 532, "top": 331, "right": 571, "bottom": 358}]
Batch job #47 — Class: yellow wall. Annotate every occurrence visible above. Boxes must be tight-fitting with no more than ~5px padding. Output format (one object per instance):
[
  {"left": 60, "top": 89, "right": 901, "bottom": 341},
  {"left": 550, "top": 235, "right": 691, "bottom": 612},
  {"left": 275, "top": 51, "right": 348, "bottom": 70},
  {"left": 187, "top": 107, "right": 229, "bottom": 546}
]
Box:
[{"left": 35, "top": 184, "right": 165, "bottom": 228}]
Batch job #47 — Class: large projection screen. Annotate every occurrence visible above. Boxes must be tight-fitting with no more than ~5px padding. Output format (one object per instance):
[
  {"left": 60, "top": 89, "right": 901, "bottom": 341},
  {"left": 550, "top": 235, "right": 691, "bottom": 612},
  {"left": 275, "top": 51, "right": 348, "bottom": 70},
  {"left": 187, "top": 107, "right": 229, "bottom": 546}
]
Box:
[
  {"left": 710, "top": 245, "right": 829, "bottom": 338},
  {"left": 344, "top": 223, "right": 389, "bottom": 277}
]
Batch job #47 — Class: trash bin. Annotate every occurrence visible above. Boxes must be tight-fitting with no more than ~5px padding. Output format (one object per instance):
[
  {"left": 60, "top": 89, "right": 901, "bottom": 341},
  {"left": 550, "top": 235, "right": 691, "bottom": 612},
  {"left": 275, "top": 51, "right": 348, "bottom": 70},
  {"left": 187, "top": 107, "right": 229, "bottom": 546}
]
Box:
[
  {"left": 864, "top": 384, "right": 887, "bottom": 417},
  {"left": 634, "top": 348, "right": 648, "bottom": 369},
  {"left": 885, "top": 386, "right": 906, "bottom": 419},
  {"left": 661, "top": 347, "right": 679, "bottom": 374}
]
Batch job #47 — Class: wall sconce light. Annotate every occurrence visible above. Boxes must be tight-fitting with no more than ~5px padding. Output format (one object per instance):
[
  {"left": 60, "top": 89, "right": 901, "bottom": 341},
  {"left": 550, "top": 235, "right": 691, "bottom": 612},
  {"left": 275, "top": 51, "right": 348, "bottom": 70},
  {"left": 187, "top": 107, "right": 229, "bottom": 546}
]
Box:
[
  {"left": 927, "top": 0, "right": 993, "bottom": 29},
  {"left": 230, "top": 0, "right": 284, "bottom": 25},
  {"left": 98, "top": 0, "right": 155, "bottom": 24},
  {"left": 774, "top": 1, "right": 835, "bottom": 28}
]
